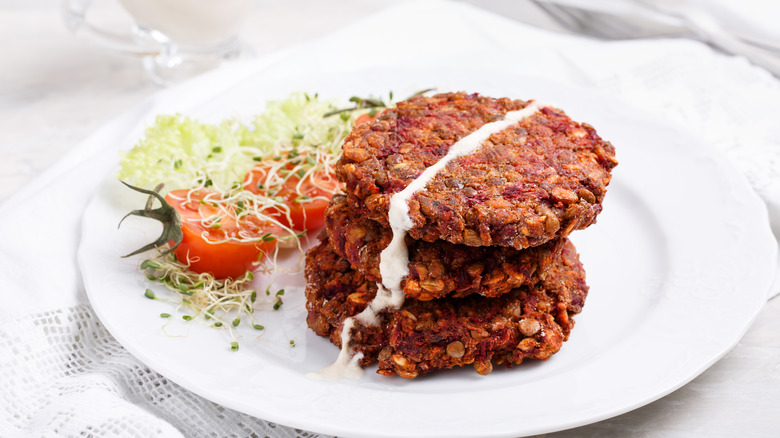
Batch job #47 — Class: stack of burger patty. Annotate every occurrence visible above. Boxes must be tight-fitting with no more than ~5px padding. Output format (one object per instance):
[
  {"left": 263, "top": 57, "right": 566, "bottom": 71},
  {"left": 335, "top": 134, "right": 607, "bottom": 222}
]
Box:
[{"left": 305, "top": 92, "right": 617, "bottom": 378}]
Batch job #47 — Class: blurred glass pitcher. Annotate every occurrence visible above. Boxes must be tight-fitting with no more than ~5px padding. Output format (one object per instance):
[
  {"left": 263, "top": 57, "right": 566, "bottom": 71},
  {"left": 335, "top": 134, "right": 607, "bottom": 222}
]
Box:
[{"left": 63, "top": 0, "right": 254, "bottom": 85}]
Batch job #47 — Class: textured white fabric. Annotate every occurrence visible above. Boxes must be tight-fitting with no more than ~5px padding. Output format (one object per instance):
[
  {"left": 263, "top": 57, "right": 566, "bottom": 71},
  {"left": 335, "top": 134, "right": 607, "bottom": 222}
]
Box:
[
  {"left": 1, "top": 1, "right": 779, "bottom": 437},
  {"left": 0, "top": 305, "right": 328, "bottom": 438}
]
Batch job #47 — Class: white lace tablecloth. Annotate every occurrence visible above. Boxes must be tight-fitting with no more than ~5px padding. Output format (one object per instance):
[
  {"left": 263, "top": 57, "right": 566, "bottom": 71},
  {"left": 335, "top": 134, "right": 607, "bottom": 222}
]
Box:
[{"left": 1, "top": 1, "right": 779, "bottom": 436}]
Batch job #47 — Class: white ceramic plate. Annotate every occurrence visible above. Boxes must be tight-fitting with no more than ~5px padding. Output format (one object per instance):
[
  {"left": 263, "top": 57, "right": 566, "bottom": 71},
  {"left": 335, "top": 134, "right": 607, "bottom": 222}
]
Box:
[{"left": 78, "top": 67, "right": 777, "bottom": 438}]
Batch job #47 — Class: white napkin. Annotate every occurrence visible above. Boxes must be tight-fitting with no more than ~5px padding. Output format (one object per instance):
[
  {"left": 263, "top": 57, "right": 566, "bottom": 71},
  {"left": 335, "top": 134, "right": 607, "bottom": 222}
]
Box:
[
  {"left": 533, "top": 0, "right": 780, "bottom": 53},
  {"left": 700, "top": 0, "right": 780, "bottom": 47},
  {"left": 1, "top": 1, "right": 778, "bottom": 436}
]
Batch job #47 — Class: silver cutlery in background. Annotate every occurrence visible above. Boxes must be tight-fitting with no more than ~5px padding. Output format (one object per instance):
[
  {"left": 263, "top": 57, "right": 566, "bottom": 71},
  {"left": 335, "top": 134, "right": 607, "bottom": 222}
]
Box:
[{"left": 531, "top": 0, "right": 780, "bottom": 76}]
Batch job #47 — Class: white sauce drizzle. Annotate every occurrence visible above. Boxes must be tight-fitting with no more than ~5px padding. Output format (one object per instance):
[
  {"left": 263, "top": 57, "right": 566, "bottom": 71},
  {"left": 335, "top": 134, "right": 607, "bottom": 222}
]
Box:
[
  {"left": 308, "top": 100, "right": 546, "bottom": 380},
  {"left": 307, "top": 318, "right": 365, "bottom": 379}
]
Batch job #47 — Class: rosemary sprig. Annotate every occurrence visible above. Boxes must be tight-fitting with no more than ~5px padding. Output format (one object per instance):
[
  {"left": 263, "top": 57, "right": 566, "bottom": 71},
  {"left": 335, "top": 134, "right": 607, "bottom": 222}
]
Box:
[{"left": 323, "top": 88, "right": 435, "bottom": 118}]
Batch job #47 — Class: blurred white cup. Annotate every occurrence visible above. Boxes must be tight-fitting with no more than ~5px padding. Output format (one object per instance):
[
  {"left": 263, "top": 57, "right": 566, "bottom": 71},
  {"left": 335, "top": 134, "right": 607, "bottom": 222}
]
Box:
[{"left": 63, "top": 0, "right": 254, "bottom": 85}]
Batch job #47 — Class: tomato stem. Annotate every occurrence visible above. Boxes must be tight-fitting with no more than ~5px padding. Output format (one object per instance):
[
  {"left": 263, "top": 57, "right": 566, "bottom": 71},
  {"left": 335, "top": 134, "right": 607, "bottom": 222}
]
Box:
[{"left": 118, "top": 181, "right": 184, "bottom": 258}]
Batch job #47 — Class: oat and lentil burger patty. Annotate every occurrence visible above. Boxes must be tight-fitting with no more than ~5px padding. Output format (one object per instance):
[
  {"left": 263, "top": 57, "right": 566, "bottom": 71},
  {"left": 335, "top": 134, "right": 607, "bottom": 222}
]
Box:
[
  {"left": 336, "top": 92, "right": 617, "bottom": 250},
  {"left": 305, "top": 234, "right": 588, "bottom": 378},
  {"left": 325, "top": 192, "right": 564, "bottom": 301}
]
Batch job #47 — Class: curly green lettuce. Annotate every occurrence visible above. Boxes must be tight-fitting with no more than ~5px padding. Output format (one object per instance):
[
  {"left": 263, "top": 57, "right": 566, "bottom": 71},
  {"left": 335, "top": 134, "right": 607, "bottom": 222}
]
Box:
[{"left": 117, "top": 92, "right": 356, "bottom": 194}]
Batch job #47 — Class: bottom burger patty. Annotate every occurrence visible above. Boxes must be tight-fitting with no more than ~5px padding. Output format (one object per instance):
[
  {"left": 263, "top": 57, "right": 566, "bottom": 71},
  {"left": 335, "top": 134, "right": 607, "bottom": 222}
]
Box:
[{"left": 305, "top": 235, "right": 589, "bottom": 378}]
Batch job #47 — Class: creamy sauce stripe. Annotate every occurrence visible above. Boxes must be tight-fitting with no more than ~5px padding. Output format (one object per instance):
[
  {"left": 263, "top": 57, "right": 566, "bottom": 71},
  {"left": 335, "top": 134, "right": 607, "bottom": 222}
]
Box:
[{"left": 308, "top": 100, "right": 547, "bottom": 380}]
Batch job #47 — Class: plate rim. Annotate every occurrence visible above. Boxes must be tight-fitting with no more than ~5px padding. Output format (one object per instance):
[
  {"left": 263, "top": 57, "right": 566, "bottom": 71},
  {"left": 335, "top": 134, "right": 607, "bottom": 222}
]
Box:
[{"left": 77, "top": 64, "right": 777, "bottom": 438}]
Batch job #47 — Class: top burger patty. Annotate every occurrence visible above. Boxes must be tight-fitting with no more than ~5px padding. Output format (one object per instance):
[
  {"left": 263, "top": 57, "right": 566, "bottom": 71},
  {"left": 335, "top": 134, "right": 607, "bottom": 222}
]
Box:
[{"left": 336, "top": 92, "right": 617, "bottom": 249}]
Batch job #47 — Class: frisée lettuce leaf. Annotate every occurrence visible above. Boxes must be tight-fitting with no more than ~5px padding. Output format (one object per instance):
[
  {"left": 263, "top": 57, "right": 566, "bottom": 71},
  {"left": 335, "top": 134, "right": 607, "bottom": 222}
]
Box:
[{"left": 117, "top": 92, "right": 356, "bottom": 194}]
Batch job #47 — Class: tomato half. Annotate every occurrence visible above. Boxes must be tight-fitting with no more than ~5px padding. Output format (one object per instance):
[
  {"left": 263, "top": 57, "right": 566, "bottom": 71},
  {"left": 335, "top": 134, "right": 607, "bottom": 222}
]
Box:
[
  {"left": 354, "top": 113, "right": 378, "bottom": 126},
  {"left": 165, "top": 189, "right": 280, "bottom": 279},
  {"left": 244, "top": 164, "right": 340, "bottom": 232}
]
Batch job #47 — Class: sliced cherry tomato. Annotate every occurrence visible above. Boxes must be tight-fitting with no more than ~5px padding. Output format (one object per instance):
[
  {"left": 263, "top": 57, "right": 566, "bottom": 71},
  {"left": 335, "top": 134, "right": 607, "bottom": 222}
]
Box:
[
  {"left": 354, "top": 113, "right": 378, "bottom": 126},
  {"left": 244, "top": 163, "right": 340, "bottom": 232},
  {"left": 165, "top": 189, "right": 281, "bottom": 279}
]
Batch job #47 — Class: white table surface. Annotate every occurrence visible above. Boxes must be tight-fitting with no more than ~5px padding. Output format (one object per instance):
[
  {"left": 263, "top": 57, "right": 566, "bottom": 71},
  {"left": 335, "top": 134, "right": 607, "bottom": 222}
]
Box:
[{"left": 2, "top": 1, "right": 779, "bottom": 437}]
